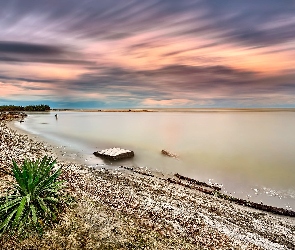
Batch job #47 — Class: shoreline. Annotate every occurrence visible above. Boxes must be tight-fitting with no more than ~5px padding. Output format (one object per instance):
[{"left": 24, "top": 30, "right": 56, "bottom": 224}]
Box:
[
  {"left": 1, "top": 119, "right": 295, "bottom": 249},
  {"left": 10, "top": 119, "right": 295, "bottom": 216},
  {"left": 8, "top": 120, "right": 95, "bottom": 167}
]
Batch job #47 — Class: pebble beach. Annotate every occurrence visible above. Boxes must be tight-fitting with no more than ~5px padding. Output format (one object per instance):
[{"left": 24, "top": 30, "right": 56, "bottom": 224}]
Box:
[{"left": 0, "top": 116, "right": 294, "bottom": 249}]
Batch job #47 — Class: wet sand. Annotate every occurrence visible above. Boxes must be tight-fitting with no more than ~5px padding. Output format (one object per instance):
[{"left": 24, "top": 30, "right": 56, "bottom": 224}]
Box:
[{"left": 1, "top": 119, "right": 295, "bottom": 249}]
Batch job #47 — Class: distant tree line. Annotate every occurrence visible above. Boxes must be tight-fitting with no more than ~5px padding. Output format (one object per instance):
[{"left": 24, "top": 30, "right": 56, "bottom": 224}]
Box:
[{"left": 0, "top": 104, "right": 50, "bottom": 112}]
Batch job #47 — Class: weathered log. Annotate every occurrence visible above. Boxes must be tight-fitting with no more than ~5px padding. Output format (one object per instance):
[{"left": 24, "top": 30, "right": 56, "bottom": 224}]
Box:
[
  {"left": 161, "top": 149, "right": 178, "bottom": 158},
  {"left": 174, "top": 173, "right": 221, "bottom": 191},
  {"left": 167, "top": 177, "right": 295, "bottom": 217}
]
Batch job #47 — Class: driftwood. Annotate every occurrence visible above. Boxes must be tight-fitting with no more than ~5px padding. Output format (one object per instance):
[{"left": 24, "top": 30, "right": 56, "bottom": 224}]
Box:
[
  {"left": 161, "top": 149, "right": 178, "bottom": 158},
  {"left": 167, "top": 178, "right": 214, "bottom": 195},
  {"left": 121, "top": 166, "right": 155, "bottom": 177},
  {"left": 216, "top": 192, "right": 295, "bottom": 217},
  {"left": 167, "top": 177, "right": 295, "bottom": 217},
  {"left": 120, "top": 167, "right": 295, "bottom": 217},
  {"left": 174, "top": 173, "right": 221, "bottom": 191}
]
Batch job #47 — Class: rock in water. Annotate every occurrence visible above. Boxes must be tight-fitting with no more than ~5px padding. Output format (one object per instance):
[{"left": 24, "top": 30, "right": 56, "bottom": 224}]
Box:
[
  {"left": 161, "top": 149, "right": 178, "bottom": 158},
  {"left": 93, "top": 147, "right": 134, "bottom": 161}
]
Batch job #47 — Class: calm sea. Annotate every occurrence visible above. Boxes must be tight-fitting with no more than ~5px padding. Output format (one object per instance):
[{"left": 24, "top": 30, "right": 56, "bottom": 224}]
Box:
[{"left": 15, "top": 111, "right": 295, "bottom": 209}]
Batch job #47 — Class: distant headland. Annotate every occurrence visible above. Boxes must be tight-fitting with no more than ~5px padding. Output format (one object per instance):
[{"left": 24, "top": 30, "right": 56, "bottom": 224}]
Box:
[{"left": 0, "top": 104, "right": 50, "bottom": 112}]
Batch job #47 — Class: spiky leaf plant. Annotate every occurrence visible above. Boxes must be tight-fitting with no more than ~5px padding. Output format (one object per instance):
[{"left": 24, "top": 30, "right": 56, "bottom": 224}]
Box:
[{"left": 0, "top": 156, "right": 64, "bottom": 235}]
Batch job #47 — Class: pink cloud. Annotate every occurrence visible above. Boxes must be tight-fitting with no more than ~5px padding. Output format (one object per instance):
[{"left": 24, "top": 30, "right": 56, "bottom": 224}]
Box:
[{"left": 141, "top": 98, "right": 212, "bottom": 107}]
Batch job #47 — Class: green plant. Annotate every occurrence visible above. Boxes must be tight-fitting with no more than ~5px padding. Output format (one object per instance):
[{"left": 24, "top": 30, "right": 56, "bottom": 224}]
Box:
[{"left": 0, "top": 156, "right": 64, "bottom": 235}]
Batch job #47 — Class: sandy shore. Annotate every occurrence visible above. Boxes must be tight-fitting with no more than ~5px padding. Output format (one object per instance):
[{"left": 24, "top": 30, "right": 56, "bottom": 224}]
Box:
[{"left": 0, "top": 120, "right": 294, "bottom": 249}]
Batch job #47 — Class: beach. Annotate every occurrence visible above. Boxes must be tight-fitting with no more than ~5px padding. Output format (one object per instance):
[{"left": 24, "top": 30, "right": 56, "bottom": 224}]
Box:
[{"left": 0, "top": 117, "right": 294, "bottom": 249}]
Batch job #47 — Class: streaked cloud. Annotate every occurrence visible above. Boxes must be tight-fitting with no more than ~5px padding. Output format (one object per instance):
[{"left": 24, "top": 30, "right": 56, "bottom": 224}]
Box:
[{"left": 0, "top": 0, "right": 295, "bottom": 108}]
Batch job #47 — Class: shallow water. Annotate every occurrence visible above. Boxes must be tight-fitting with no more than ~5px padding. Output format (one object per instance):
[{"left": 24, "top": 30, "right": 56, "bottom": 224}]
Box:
[{"left": 16, "top": 111, "right": 295, "bottom": 209}]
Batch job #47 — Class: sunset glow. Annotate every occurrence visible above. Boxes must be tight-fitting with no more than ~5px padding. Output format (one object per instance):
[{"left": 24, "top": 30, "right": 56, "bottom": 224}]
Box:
[{"left": 1, "top": 0, "right": 295, "bottom": 108}]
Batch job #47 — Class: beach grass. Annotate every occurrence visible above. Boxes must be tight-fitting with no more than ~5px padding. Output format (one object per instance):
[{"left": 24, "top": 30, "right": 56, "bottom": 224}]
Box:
[{"left": 0, "top": 156, "right": 69, "bottom": 237}]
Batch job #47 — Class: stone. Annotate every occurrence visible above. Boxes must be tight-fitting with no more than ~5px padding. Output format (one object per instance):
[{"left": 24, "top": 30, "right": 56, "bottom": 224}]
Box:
[{"left": 93, "top": 147, "right": 134, "bottom": 161}]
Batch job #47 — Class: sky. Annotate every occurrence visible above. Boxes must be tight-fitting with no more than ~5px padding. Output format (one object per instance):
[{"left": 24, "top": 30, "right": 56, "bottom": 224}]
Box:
[{"left": 1, "top": 0, "right": 295, "bottom": 109}]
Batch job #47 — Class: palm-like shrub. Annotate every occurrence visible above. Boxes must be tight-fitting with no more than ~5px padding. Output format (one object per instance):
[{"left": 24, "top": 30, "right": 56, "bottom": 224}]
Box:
[{"left": 0, "top": 156, "right": 64, "bottom": 235}]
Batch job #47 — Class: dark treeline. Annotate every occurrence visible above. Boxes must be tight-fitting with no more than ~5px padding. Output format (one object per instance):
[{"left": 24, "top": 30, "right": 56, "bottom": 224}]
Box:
[{"left": 0, "top": 104, "right": 50, "bottom": 112}]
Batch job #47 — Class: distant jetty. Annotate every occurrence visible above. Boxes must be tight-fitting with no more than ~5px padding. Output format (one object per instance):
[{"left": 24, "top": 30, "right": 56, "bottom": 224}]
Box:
[{"left": 93, "top": 147, "right": 134, "bottom": 161}]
